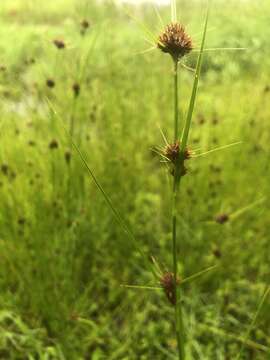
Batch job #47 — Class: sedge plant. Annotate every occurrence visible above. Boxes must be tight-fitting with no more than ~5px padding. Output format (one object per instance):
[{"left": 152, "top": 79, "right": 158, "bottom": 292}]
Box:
[
  {"left": 152, "top": 2, "right": 210, "bottom": 358},
  {"left": 52, "top": 1, "right": 266, "bottom": 358}
]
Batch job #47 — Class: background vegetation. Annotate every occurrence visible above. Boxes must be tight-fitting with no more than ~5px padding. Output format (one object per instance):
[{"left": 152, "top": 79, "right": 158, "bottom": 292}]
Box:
[{"left": 0, "top": 0, "right": 269, "bottom": 358}]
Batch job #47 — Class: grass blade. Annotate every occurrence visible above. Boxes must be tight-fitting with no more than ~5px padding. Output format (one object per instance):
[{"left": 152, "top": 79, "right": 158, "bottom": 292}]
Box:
[
  {"left": 180, "top": 2, "right": 210, "bottom": 151},
  {"left": 180, "top": 265, "right": 219, "bottom": 285},
  {"left": 236, "top": 286, "right": 270, "bottom": 359},
  {"left": 45, "top": 98, "right": 155, "bottom": 275}
]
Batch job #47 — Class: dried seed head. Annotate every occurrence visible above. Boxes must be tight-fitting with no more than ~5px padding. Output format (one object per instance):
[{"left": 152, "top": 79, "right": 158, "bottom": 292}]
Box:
[
  {"left": 158, "top": 23, "right": 193, "bottom": 62},
  {"left": 65, "top": 150, "right": 72, "bottom": 164},
  {"left": 213, "top": 248, "right": 222, "bottom": 259},
  {"left": 164, "top": 141, "right": 180, "bottom": 163},
  {"left": 72, "top": 83, "right": 80, "bottom": 98},
  {"left": 18, "top": 217, "right": 26, "bottom": 226},
  {"left": 215, "top": 213, "right": 229, "bottom": 224},
  {"left": 160, "top": 272, "right": 180, "bottom": 305},
  {"left": 161, "top": 141, "right": 191, "bottom": 178},
  {"left": 1, "top": 164, "right": 9, "bottom": 175},
  {"left": 198, "top": 114, "right": 206, "bottom": 125},
  {"left": 163, "top": 141, "right": 191, "bottom": 164},
  {"left": 28, "top": 140, "right": 36, "bottom": 147},
  {"left": 49, "top": 139, "right": 59, "bottom": 150},
  {"left": 80, "top": 20, "right": 90, "bottom": 36},
  {"left": 53, "top": 39, "right": 66, "bottom": 50},
  {"left": 46, "top": 79, "right": 55, "bottom": 88},
  {"left": 81, "top": 19, "right": 90, "bottom": 29}
]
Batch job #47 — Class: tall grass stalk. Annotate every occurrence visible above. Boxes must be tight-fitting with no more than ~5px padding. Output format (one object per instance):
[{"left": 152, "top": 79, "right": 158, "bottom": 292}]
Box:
[
  {"left": 169, "top": 4, "right": 210, "bottom": 359},
  {"left": 172, "top": 59, "right": 185, "bottom": 360}
]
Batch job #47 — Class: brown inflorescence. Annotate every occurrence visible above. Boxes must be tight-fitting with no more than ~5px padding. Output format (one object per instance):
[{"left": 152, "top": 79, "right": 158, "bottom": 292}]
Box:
[
  {"left": 80, "top": 20, "right": 90, "bottom": 36},
  {"left": 1, "top": 164, "right": 9, "bottom": 175},
  {"left": 49, "top": 139, "right": 59, "bottom": 150},
  {"left": 65, "top": 151, "right": 72, "bottom": 164},
  {"left": 72, "top": 83, "right": 80, "bottom": 98},
  {"left": 162, "top": 141, "right": 191, "bottom": 177},
  {"left": 213, "top": 248, "right": 222, "bottom": 259},
  {"left": 81, "top": 20, "right": 90, "bottom": 30},
  {"left": 53, "top": 39, "right": 66, "bottom": 50},
  {"left": 160, "top": 272, "right": 180, "bottom": 305},
  {"left": 215, "top": 213, "right": 229, "bottom": 224},
  {"left": 163, "top": 141, "right": 191, "bottom": 163},
  {"left": 46, "top": 79, "right": 55, "bottom": 88},
  {"left": 158, "top": 23, "right": 193, "bottom": 62}
]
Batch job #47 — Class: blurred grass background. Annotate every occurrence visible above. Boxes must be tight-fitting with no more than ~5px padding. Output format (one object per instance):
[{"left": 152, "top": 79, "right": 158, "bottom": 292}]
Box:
[{"left": 0, "top": 0, "right": 269, "bottom": 358}]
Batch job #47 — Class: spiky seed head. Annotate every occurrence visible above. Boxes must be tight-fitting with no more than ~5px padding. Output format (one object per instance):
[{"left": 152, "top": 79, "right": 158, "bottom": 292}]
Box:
[
  {"left": 72, "top": 83, "right": 80, "bottom": 98},
  {"left": 215, "top": 213, "right": 229, "bottom": 224},
  {"left": 158, "top": 23, "right": 193, "bottom": 62},
  {"left": 163, "top": 141, "right": 191, "bottom": 164},
  {"left": 1, "top": 164, "right": 9, "bottom": 175},
  {"left": 164, "top": 141, "right": 180, "bottom": 163},
  {"left": 53, "top": 39, "right": 66, "bottom": 50},
  {"left": 49, "top": 139, "right": 59, "bottom": 150},
  {"left": 160, "top": 272, "right": 180, "bottom": 305},
  {"left": 213, "top": 248, "right": 222, "bottom": 258},
  {"left": 81, "top": 20, "right": 90, "bottom": 29},
  {"left": 46, "top": 79, "right": 55, "bottom": 88},
  {"left": 65, "top": 150, "right": 72, "bottom": 164}
]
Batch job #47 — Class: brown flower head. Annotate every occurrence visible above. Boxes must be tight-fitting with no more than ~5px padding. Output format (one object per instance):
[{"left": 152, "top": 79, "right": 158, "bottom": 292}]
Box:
[
  {"left": 215, "top": 213, "right": 229, "bottom": 224},
  {"left": 72, "top": 83, "right": 80, "bottom": 98},
  {"left": 49, "top": 139, "right": 59, "bottom": 150},
  {"left": 81, "top": 20, "right": 90, "bottom": 30},
  {"left": 46, "top": 79, "right": 55, "bottom": 88},
  {"left": 158, "top": 23, "right": 193, "bottom": 61},
  {"left": 163, "top": 141, "right": 191, "bottom": 164},
  {"left": 160, "top": 272, "right": 180, "bottom": 305},
  {"left": 65, "top": 150, "right": 72, "bottom": 164},
  {"left": 53, "top": 39, "right": 66, "bottom": 50}
]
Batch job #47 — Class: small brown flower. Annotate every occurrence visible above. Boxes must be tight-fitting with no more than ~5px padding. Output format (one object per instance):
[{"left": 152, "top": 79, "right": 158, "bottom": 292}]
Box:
[
  {"left": 65, "top": 150, "right": 72, "bottom": 164},
  {"left": 53, "top": 39, "right": 65, "bottom": 49},
  {"left": 81, "top": 20, "right": 90, "bottom": 30},
  {"left": 163, "top": 141, "right": 191, "bottom": 163},
  {"left": 215, "top": 213, "right": 229, "bottom": 224},
  {"left": 212, "top": 117, "right": 219, "bottom": 125},
  {"left": 46, "top": 79, "right": 55, "bottom": 88},
  {"left": 158, "top": 23, "right": 193, "bottom": 61},
  {"left": 1, "top": 164, "right": 9, "bottom": 175},
  {"left": 49, "top": 139, "right": 59, "bottom": 150},
  {"left": 213, "top": 248, "right": 222, "bottom": 258},
  {"left": 18, "top": 217, "right": 26, "bottom": 226},
  {"left": 72, "top": 83, "right": 80, "bottom": 97},
  {"left": 198, "top": 114, "right": 206, "bottom": 125},
  {"left": 160, "top": 272, "right": 180, "bottom": 305},
  {"left": 28, "top": 140, "right": 36, "bottom": 147},
  {"left": 161, "top": 141, "right": 191, "bottom": 177}
]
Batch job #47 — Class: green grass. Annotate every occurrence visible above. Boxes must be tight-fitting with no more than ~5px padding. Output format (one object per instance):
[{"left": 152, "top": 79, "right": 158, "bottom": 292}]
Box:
[{"left": 0, "top": 0, "right": 269, "bottom": 358}]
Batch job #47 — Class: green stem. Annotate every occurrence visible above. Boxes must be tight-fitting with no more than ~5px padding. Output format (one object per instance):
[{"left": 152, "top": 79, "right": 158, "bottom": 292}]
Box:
[
  {"left": 174, "top": 61, "right": 179, "bottom": 142},
  {"left": 172, "top": 59, "right": 185, "bottom": 360}
]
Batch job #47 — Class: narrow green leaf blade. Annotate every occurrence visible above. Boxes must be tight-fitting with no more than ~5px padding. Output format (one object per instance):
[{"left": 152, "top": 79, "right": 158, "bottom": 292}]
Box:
[{"left": 180, "top": 2, "right": 210, "bottom": 151}]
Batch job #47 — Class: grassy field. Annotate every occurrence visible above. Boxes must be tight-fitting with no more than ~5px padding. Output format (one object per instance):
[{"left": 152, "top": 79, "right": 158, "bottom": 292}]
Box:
[{"left": 0, "top": 0, "right": 269, "bottom": 358}]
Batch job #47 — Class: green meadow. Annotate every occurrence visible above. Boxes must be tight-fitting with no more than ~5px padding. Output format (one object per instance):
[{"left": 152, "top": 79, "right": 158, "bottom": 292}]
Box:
[{"left": 0, "top": 0, "right": 269, "bottom": 358}]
